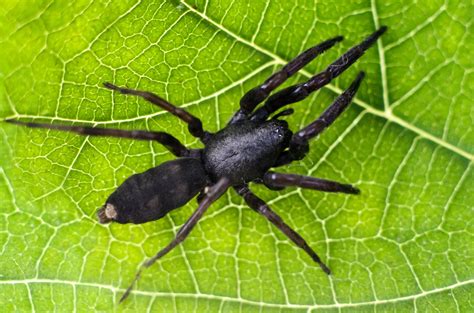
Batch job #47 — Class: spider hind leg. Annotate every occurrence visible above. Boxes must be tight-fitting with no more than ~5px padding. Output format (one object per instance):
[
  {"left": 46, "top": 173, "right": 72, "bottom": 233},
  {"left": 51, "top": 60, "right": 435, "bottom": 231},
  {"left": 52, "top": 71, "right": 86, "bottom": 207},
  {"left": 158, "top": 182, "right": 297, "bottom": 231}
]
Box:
[
  {"left": 120, "top": 177, "right": 231, "bottom": 303},
  {"left": 5, "top": 119, "right": 191, "bottom": 157}
]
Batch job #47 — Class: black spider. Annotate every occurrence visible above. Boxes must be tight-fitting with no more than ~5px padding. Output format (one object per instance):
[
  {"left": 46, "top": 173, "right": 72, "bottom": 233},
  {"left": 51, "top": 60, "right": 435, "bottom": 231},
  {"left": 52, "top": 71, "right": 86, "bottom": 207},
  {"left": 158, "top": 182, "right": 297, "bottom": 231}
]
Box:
[{"left": 6, "top": 26, "right": 387, "bottom": 302}]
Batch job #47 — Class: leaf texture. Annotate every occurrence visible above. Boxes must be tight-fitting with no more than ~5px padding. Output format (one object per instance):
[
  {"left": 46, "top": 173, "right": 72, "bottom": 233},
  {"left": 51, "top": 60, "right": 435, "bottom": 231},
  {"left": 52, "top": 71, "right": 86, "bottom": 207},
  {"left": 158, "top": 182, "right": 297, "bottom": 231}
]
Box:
[{"left": 0, "top": 0, "right": 472, "bottom": 312}]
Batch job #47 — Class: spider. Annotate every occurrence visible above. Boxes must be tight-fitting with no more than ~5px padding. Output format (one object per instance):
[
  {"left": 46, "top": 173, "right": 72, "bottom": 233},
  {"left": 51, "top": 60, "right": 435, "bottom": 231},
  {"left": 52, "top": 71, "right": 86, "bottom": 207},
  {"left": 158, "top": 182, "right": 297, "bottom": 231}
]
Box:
[{"left": 6, "top": 26, "right": 387, "bottom": 302}]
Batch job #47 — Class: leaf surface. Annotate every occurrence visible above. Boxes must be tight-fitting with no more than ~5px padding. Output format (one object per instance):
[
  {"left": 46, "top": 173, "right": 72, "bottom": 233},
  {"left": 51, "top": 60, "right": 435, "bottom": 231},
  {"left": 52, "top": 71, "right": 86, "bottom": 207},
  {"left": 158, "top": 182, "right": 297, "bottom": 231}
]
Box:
[{"left": 0, "top": 0, "right": 472, "bottom": 311}]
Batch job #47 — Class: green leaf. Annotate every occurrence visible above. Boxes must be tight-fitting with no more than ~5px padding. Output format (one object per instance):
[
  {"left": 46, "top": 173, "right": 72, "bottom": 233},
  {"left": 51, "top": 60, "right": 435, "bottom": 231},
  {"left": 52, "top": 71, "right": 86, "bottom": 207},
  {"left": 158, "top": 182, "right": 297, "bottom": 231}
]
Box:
[{"left": 1, "top": 0, "right": 472, "bottom": 311}]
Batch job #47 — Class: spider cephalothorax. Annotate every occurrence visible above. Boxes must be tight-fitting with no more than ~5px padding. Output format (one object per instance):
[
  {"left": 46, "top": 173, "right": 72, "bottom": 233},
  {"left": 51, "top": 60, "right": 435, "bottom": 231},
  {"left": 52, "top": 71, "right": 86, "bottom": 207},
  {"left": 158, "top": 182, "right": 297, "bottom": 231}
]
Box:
[{"left": 6, "top": 26, "right": 387, "bottom": 302}]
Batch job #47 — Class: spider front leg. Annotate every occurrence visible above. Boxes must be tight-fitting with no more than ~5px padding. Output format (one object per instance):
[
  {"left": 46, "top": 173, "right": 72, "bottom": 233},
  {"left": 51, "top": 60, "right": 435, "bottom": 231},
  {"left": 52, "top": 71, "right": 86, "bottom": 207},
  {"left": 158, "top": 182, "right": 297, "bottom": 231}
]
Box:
[
  {"left": 229, "top": 36, "right": 344, "bottom": 123},
  {"left": 275, "top": 71, "right": 364, "bottom": 166},
  {"left": 251, "top": 26, "right": 386, "bottom": 122},
  {"left": 5, "top": 119, "right": 193, "bottom": 157},
  {"left": 235, "top": 185, "right": 331, "bottom": 275},
  {"left": 104, "top": 83, "right": 211, "bottom": 142},
  {"left": 120, "top": 177, "right": 231, "bottom": 303}
]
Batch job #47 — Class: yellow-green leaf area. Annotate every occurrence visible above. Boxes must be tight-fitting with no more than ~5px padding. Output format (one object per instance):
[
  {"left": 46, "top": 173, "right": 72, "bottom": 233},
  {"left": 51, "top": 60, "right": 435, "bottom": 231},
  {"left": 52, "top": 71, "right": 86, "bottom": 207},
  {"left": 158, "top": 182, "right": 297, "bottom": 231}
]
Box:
[{"left": 0, "top": 0, "right": 472, "bottom": 312}]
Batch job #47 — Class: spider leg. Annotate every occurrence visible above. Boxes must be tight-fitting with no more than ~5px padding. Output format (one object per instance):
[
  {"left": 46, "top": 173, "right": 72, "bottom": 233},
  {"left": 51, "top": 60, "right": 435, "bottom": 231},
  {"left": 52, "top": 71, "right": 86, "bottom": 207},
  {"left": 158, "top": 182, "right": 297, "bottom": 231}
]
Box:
[
  {"left": 104, "top": 83, "right": 211, "bottom": 142},
  {"left": 251, "top": 26, "right": 386, "bottom": 122},
  {"left": 262, "top": 171, "right": 359, "bottom": 194},
  {"left": 5, "top": 119, "right": 192, "bottom": 157},
  {"left": 234, "top": 185, "right": 331, "bottom": 275},
  {"left": 196, "top": 190, "right": 205, "bottom": 204},
  {"left": 275, "top": 71, "right": 364, "bottom": 166},
  {"left": 230, "top": 36, "right": 343, "bottom": 124},
  {"left": 120, "top": 177, "right": 230, "bottom": 303}
]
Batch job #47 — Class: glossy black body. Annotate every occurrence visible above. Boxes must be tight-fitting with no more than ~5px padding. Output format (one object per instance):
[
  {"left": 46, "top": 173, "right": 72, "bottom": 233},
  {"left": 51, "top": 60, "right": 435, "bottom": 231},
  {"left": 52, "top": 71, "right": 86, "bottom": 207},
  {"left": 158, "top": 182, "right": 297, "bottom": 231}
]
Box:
[
  {"left": 105, "top": 119, "right": 291, "bottom": 223},
  {"left": 6, "top": 27, "right": 387, "bottom": 295},
  {"left": 106, "top": 158, "right": 208, "bottom": 224},
  {"left": 203, "top": 119, "right": 292, "bottom": 184}
]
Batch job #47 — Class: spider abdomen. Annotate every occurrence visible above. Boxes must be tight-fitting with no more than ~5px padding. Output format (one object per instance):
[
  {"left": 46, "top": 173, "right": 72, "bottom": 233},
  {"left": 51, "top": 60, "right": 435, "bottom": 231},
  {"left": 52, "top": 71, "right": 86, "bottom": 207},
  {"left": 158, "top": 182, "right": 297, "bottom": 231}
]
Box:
[
  {"left": 203, "top": 120, "right": 291, "bottom": 184},
  {"left": 98, "top": 158, "right": 209, "bottom": 224}
]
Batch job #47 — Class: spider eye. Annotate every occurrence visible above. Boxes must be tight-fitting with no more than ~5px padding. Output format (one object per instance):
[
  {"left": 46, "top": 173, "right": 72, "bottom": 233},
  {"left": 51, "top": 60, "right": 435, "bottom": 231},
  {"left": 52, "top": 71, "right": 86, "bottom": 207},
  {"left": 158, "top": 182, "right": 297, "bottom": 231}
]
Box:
[{"left": 273, "top": 127, "right": 284, "bottom": 138}]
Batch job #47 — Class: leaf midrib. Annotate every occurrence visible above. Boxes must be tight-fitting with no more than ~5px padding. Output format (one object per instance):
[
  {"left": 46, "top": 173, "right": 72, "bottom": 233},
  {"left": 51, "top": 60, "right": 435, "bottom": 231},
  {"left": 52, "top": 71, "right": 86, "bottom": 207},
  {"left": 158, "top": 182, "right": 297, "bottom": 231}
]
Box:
[
  {"left": 5, "top": 1, "right": 472, "bottom": 162},
  {"left": 1, "top": 1, "right": 472, "bottom": 309},
  {"left": 1, "top": 278, "right": 472, "bottom": 309},
  {"left": 179, "top": 0, "right": 473, "bottom": 162}
]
